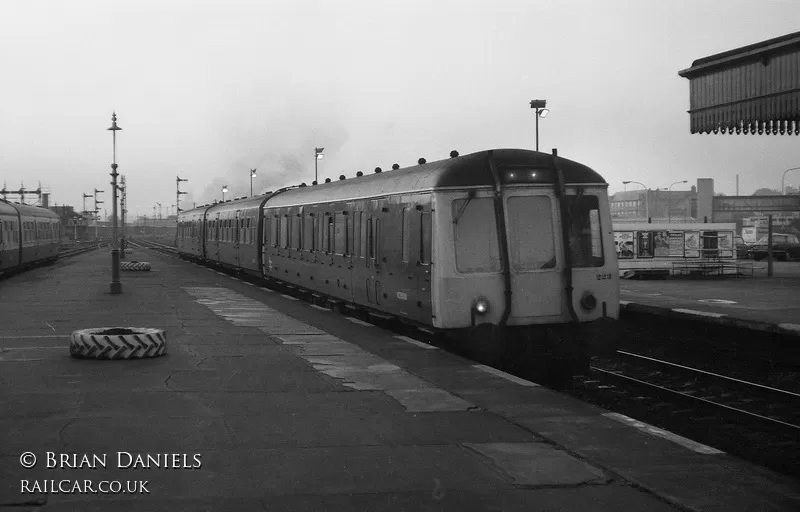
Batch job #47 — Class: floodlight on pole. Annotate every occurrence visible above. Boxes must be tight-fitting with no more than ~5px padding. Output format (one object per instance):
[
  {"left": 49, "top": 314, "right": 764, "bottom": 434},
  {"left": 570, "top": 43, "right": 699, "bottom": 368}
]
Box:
[
  {"left": 529, "top": 99, "right": 548, "bottom": 152},
  {"left": 250, "top": 168, "right": 257, "bottom": 197},
  {"left": 314, "top": 147, "right": 324, "bottom": 184},
  {"left": 222, "top": 185, "right": 228, "bottom": 202}
]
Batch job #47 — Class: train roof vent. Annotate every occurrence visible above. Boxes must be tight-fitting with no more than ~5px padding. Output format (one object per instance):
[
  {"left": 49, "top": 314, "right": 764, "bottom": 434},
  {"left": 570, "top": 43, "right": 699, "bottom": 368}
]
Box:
[
  {"left": 374, "top": 167, "right": 382, "bottom": 173},
  {"left": 392, "top": 163, "right": 400, "bottom": 170},
  {"left": 450, "top": 150, "right": 459, "bottom": 158},
  {"left": 339, "top": 174, "right": 345, "bottom": 180},
  {"left": 418, "top": 158, "right": 426, "bottom": 164},
  {"left": 356, "top": 171, "right": 363, "bottom": 177}
]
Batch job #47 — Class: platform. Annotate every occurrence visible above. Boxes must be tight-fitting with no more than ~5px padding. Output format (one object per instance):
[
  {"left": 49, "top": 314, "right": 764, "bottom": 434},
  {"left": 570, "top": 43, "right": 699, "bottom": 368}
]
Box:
[
  {"left": 1, "top": 249, "right": 798, "bottom": 511},
  {"left": 620, "top": 261, "right": 800, "bottom": 334}
]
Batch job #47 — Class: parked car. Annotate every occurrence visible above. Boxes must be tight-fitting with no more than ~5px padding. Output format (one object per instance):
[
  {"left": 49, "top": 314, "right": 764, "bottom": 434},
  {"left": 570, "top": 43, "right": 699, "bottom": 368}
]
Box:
[
  {"left": 734, "top": 235, "right": 750, "bottom": 259},
  {"left": 749, "top": 233, "right": 800, "bottom": 261}
]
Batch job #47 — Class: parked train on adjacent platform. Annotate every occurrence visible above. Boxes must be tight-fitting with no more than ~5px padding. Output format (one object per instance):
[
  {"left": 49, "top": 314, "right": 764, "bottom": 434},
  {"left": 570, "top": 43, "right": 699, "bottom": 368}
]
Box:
[
  {"left": 0, "top": 199, "right": 62, "bottom": 275},
  {"left": 176, "top": 149, "right": 620, "bottom": 380}
]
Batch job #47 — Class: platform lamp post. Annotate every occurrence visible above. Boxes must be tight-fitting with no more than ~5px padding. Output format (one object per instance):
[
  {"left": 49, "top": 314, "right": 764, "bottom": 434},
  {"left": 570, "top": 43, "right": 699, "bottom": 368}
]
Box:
[
  {"left": 106, "top": 111, "right": 122, "bottom": 295},
  {"left": 667, "top": 180, "right": 687, "bottom": 223},
  {"left": 622, "top": 180, "right": 649, "bottom": 220},
  {"left": 529, "top": 99, "right": 549, "bottom": 152},
  {"left": 314, "top": 148, "right": 324, "bottom": 184},
  {"left": 222, "top": 185, "right": 228, "bottom": 202},
  {"left": 250, "top": 168, "right": 257, "bottom": 197},
  {"left": 782, "top": 166, "right": 800, "bottom": 195}
]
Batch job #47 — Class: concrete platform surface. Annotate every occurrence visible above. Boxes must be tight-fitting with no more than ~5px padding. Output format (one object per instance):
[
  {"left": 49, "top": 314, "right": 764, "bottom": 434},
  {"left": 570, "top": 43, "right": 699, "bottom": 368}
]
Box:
[
  {"left": 620, "top": 261, "right": 800, "bottom": 334},
  {"left": 1, "top": 249, "right": 798, "bottom": 511}
]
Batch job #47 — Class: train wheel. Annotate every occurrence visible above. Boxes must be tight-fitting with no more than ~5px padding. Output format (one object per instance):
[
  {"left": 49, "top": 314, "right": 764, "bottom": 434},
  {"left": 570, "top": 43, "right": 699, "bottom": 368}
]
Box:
[{"left": 70, "top": 327, "right": 167, "bottom": 360}]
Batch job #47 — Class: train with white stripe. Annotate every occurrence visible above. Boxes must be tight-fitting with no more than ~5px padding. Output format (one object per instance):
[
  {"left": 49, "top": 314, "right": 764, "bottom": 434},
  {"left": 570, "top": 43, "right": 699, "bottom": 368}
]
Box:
[
  {"left": 0, "top": 199, "right": 62, "bottom": 275},
  {"left": 176, "top": 149, "right": 620, "bottom": 381}
]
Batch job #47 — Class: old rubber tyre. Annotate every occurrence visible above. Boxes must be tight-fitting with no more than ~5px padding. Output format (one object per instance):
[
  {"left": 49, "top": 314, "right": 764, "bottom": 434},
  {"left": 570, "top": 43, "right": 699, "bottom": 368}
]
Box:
[
  {"left": 70, "top": 327, "right": 167, "bottom": 359},
  {"left": 120, "top": 261, "right": 151, "bottom": 271}
]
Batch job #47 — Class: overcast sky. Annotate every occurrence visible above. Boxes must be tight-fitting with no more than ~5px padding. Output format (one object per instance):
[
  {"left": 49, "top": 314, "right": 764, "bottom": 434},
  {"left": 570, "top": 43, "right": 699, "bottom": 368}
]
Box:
[{"left": 1, "top": 0, "right": 798, "bottom": 219}]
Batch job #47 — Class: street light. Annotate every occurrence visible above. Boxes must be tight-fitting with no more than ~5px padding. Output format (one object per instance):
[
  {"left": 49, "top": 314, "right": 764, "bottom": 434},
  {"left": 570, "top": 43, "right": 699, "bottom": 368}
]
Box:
[
  {"left": 667, "top": 180, "right": 688, "bottom": 223},
  {"left": 782, "top": 166, "right": 800, "bottom": 195},
  {"left": 222, "top": 185, "right": 228, "bottom": 202},
  {"left": 314, "top": 148, "right": 324, "bottom": 184},
  {"left": 106, "top": 111, "right": 122, "bottom": 295},
  {"left": 622, "top": 180, "right": 649, "bottom": 220},
  {"left": 250, "top": 168, "right": 257, "bottom": 197},
  {"left": 529, "top": 99, "right": 549, "bottom": 152}
]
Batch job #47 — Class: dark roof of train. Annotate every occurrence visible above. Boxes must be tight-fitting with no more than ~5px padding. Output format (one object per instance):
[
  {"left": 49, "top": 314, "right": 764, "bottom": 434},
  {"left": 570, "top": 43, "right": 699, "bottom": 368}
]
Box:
[
  {"left": 0, "top": 199, "right": 60, "bottom": 218},
  {"left": 178, "top": 149, "right": 605, "bottom": 216},
  {"left": 268, "top": 148, "right": 605, "bottom": 207}
]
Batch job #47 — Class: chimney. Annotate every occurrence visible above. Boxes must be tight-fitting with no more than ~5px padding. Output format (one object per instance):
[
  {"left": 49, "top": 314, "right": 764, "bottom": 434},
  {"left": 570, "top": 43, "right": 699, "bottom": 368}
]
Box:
[{"left": 42, "top": 193, "right": 49, "bottom": 208}]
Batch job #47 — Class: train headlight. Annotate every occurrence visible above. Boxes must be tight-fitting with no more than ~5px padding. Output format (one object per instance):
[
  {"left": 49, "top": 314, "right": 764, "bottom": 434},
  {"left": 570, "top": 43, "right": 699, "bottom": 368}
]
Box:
[
  {"left": 474, "top": 298, "right": 489, "bottom": 315},
  {"left": 580, "top": 292, "right": 597, "bottom": 312}
]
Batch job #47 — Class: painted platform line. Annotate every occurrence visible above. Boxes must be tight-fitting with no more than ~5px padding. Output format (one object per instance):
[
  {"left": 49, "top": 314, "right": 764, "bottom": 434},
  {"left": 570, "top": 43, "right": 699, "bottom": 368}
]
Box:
[
  {"left": 603, "top": 412, "right": 724, "bottom": 455},
  {"left": 281, "top": 294, "right": 300, "bottom": 301},
  {"left": 394, "top": 335, "right": 437, "bottom": 350},
  {"left": 619, "top": 300, "right": 631, "bottom": 306},
  {"left": 243, "top": 282, "right": 254, "bottom": 286},
  {"left": 310, "top": 305, "right": 329, "bottom": 312},
  {"left": 345, "top": 317, "right": 374, "bottom": 327},
  {"left": 672, "top": 308, "right": 726, "bottom": 319},
  {"left": 473, "top": 364, "right": 539, "bottom": 387},
  {"left": 260, "top": 287, "right": 273, "bottom": 292}
]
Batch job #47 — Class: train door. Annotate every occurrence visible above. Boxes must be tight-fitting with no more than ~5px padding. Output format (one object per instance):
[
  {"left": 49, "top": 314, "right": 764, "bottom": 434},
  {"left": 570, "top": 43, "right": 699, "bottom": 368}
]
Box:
[
  {"left": 373, "top": 215, "right": 382, "bottom": 306},
  {"left": 504, "top": 192, "right": 563, "bottom": 319},
  {"left": 330, "top": 211, "right": 349, "bottom": 295},
  {"left": 399, "top": 206, "right": 420, "bottom": 316},
  {"left": 418, "top": 207, "right": 433, "bottom": 317},
  {"left": 233, "top": 209, "right": 241, "bottom": 268},
  {"left": 210, "top": 213, "right": 220, "bottom": 262}
]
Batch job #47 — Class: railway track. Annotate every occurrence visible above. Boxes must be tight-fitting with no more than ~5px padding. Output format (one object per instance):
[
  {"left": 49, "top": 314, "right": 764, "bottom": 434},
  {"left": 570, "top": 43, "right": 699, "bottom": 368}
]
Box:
[
  {"left": 571, "top": 351, "right": 800, "bottom": 477},
  {"left": 129, "top": 238, "right": 800, "bottom": 477}
]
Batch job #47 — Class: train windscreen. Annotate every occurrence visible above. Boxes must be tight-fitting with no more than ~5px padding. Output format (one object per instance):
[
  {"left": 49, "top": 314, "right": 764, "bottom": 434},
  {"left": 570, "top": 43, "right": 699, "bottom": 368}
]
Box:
[{"left": 566, "top": 195, "right": 604, "bottom": 267}]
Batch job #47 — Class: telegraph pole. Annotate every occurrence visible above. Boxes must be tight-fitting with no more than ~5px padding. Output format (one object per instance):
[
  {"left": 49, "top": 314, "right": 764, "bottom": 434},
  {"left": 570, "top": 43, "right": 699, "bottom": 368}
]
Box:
[
  {"left": 117, "top": 175, "right": 127, "bottom": 259},
  {"left": 93, "top": 188, "right": 104, "bottom": 243},
  {"left": 107, "top": 112, "right": 122, "bottom": 295}
]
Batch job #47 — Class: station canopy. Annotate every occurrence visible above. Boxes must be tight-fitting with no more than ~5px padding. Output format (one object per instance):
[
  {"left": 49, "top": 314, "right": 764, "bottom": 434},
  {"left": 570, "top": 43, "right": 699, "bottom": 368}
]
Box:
[{"left": 678, "top": 31, "right": 800, "bottom": 135}]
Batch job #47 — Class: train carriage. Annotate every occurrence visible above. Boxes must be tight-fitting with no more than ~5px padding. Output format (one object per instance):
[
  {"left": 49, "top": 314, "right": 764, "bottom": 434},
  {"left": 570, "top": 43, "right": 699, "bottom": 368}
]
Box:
[
  {"left": 177, "top": 148, "right": 620, "bottom": 381},
  {"left": 0, "top": 199, "right": 61, "bottom": 275}
]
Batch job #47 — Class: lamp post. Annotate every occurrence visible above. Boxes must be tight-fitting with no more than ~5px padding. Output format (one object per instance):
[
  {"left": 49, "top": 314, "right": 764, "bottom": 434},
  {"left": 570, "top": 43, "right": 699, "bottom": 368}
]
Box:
[
  {"left": 622, "top": 180, "right": 649, "bottom": 220},
  {"left": 250, "top": 169, "right": 257, "bottom": 197},
  {"left": 667, "top": 180, "right": 688, "bottom": 223},
  {"left": 529, "top": 99, "right": 549, "bottom": 152},
  {"left": 222, "top": 185, "right": 228, "bottom": 202},
  {"left": 781, "top": 166, "right": 800, "bottom": 195},
  {"left": 106, "top": 112, "right": 122, "bottom": 295},
  {"left": 314, "top": 148, "right": 324, "bottom": 184}
]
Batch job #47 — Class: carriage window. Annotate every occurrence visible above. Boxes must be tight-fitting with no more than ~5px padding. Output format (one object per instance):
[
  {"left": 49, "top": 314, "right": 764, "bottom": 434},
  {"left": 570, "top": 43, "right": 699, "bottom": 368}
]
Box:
[
  {"left": 334, "top": 214, "right": 346, "bottom": 255},
  {"left": 359, "top": 212, "right": 366, "bottom": 258},
  {"left": 452, "top": 197, "right": 501, "bottom": 273},
  {"left": 401, "top": 208, "right": 410, "bottom": 263},
  {"left": 507, "top": 196, "right": 556, "bottom": 270},
  {"left": 280, "top": 216, "right": 289, "bottom": 248},
  {"left": 291, "top": 216, "right": 300, "bottom": 250},
  {"left": 566, "top": 195, "right": 604, "bottom": 267},
  {"left": 303, "top": 215, "right": 314, "bottom": 251}
]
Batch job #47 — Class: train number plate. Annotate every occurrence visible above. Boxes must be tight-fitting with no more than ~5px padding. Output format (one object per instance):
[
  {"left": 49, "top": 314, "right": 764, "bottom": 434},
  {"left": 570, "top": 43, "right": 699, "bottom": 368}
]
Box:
[{"left": 596, "top": 273, "right": 613, "bottom": 280}]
